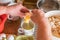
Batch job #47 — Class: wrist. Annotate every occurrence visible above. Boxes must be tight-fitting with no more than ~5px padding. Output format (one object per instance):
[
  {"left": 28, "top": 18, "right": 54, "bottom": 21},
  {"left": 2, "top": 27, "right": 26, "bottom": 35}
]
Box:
[{"left": 37, "top": 18, "right": 45, "bottom": 26}]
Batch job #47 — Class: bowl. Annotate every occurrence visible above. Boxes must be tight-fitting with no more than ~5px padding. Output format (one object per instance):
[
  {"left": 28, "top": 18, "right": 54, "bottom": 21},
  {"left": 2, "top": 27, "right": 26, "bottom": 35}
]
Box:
[{"left": 45, "top": 10, "right": 60, "bottom": 40}]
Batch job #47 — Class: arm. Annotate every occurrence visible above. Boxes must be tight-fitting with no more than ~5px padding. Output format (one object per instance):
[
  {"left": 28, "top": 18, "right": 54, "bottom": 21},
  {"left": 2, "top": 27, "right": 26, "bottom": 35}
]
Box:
[
  {"left": 31, "top": 9, "right": 52, "bottom": 40},
  {"left": 37, "top": 16, "right": 52, "bottom": 40}
]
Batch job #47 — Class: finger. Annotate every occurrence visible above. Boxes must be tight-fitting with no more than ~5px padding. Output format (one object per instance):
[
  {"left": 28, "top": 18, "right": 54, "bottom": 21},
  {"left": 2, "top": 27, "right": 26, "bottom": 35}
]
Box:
[
  {"left": 16, "top": 4, "right": 29, "bottom": 13},
  {"left": 19, "top": 12, "right": 25, "bottom": 18},
  {"left": 15, "top": 3, "right": 29, "bottom": 13},
  {"left": 32, "top": 9, "right": 45, "bottom": 18},
  {"left": 31, "top": 9, "right": 44, "bottom": 22},
  {"left": 31, "top": 9, "right": 38, "bottom": 18},
  {"left": 32, "top": 9, "right": 38, "bottom": 13},
  {"left": 32, "top": 9, "right": 40, "bottom": 17},
  {"left": 32, "top": 9, "right": 44, "bottom": 15},
  {"left": 20, "top": 7, "right": 29, "bottom": 13}
]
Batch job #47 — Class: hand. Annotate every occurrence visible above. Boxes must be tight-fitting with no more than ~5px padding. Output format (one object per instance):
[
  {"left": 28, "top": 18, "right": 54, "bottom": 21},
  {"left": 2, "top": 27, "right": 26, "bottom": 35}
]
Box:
[
  {"left": 7, "top": 3, "right": 29, "bottom": 18},
  {"left": 31, "top": 9, "right": 45, "bottom": 25},
  {"left": 31, "top": 9, "right": 52, "bottom": 40}
]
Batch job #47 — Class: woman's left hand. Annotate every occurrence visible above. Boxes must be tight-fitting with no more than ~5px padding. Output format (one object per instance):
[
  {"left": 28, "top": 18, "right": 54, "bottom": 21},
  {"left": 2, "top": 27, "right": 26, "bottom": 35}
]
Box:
[{"left": 7, "top": 3, "right": 29, "bottom": 18}]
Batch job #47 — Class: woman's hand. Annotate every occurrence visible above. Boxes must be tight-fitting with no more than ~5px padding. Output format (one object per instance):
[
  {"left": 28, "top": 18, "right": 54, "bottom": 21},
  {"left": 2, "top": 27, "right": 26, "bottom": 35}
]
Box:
[
  {"left": 7, "top": 3, "right": 29, "bottom": 18},
  {"left": 31, "top": 9, "right": 52, "bottom": 40},
  {"left": 31, "top": 9, "right": 45, "bottom": 25},
  {"left": 0, "top": 3, "right": 29, "bottom": 18}
]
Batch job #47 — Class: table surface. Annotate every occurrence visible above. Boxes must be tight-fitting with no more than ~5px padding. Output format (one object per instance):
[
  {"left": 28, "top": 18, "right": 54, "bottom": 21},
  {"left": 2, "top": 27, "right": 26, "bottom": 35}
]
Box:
[{"left": 2, "top": 18, "right": 21, "bottom": 35}]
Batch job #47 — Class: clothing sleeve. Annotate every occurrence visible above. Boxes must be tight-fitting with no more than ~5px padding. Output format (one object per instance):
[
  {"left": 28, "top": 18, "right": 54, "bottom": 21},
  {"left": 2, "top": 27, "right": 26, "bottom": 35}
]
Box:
[{"left": 0, "top": 14, "right": 7, "bottom": 33}]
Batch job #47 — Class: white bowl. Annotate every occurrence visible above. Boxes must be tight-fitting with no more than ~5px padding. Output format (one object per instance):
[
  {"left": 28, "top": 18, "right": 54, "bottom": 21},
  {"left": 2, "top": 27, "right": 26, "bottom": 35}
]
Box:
[
  {"left": 45, "top": 10, "right": 60, "bottom": 40},
  {"left": 45, "top": 10, "right": 60, "bottom": 17}
]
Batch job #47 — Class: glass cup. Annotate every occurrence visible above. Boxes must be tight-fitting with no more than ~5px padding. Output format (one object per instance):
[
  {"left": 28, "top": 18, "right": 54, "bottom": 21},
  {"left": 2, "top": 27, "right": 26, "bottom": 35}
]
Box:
[{"left": 21, "top": 19, "right": 35, "bottom": 36}]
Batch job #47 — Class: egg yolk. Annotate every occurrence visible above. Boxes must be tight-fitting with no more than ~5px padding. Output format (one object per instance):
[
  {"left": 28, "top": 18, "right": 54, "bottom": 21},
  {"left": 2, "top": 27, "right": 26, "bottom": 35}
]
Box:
[{"left": 24, "top": 13, "right": 31, "bottom": 23}]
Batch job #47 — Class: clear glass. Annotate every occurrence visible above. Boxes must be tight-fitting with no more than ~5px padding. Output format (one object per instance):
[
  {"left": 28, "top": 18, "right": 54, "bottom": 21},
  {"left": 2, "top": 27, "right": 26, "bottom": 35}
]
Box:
[{"left": 21, "top": 19, "right": 35, "bottom": 36}]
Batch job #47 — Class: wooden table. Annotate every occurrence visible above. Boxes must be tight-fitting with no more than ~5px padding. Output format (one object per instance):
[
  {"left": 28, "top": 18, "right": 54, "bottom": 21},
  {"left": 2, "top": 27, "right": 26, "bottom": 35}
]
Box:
[{"left": 2, "top": 18, "right": 21, "bottom": 35}]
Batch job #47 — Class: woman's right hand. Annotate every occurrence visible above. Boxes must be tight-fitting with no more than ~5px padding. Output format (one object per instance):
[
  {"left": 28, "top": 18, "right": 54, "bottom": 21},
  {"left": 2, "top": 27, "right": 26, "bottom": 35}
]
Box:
[
  {"left": 31, "top": 9, "right": 45, "bottom": 25},
  {"left": 31, "top": 9, "right": 52, "bottom": 40}
]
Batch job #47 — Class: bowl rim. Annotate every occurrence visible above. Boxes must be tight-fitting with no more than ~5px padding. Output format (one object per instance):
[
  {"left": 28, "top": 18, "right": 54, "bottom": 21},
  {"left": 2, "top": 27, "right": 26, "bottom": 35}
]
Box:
[
  {"left": 45, "top": 10, "right": 60, "bottom": 40},
  {"left": 45, "top": 10, "right": 60, "bottom": 17}
]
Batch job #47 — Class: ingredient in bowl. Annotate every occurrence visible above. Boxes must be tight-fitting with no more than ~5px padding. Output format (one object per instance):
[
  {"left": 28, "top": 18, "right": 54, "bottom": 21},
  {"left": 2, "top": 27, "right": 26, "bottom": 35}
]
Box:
[
  {"left": 48, "top": 16, "right": 60, "bottom": 38},
  {"left": 22, "top": 20, "right": 34, "bottom": 30},
  {"left": 24, "top": 13, "right": 31, "bottom": 23}
]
